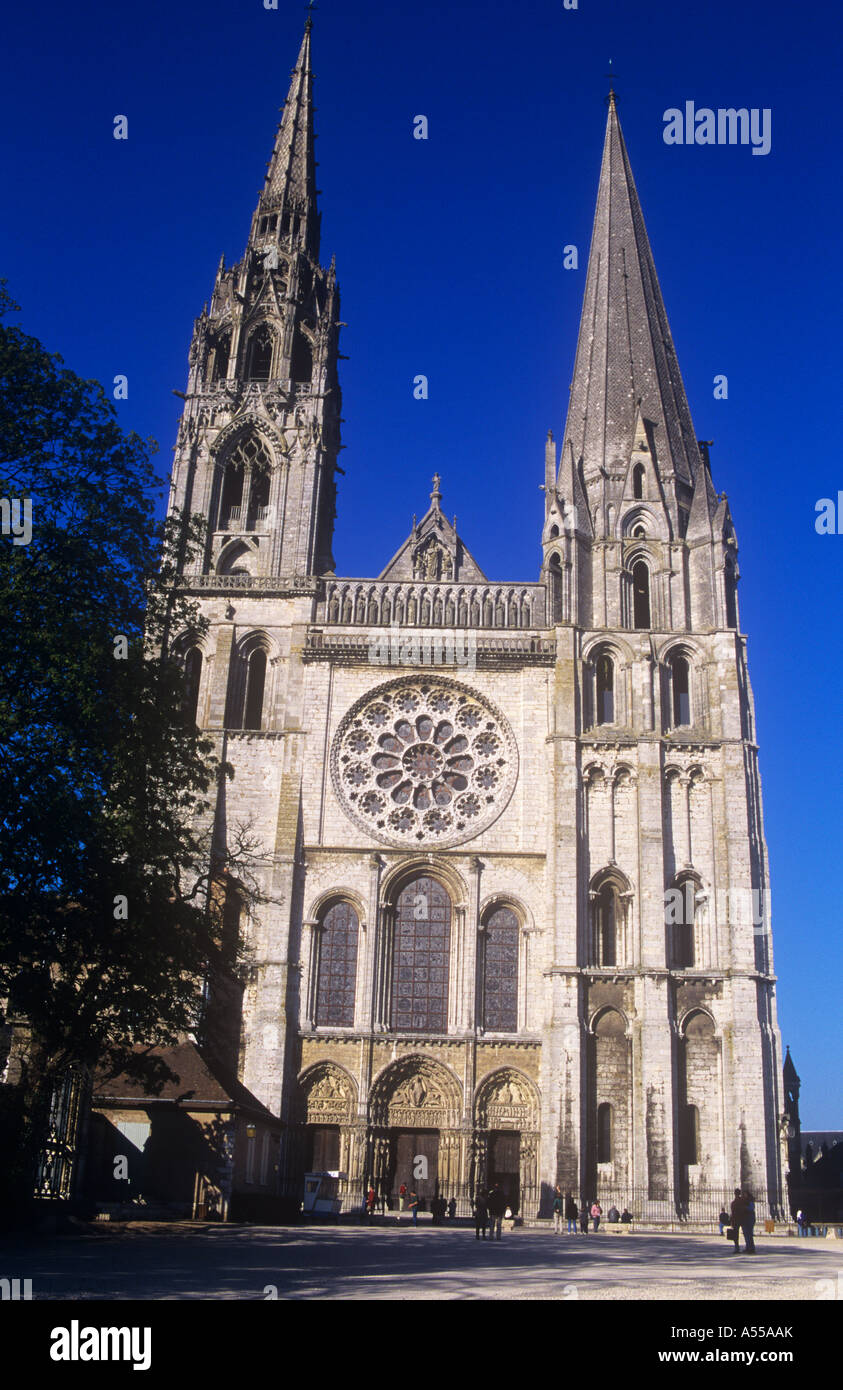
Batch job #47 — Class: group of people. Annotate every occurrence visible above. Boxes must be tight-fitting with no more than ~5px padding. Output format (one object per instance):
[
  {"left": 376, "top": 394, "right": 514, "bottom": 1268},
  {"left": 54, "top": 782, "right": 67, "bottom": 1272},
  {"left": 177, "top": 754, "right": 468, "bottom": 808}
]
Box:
[
  {"left": 473, "top": 1184, "right": 511, "bottom": 1239},
  {"left": 365, "top": 1184, "right": 460, "bottom": 1225},
  {"left": 718, "top": 1188, "right": 756, "bottom": 1253},
  {"left": 551, "top": 1189, "right": 633, "bottom": 1233}
]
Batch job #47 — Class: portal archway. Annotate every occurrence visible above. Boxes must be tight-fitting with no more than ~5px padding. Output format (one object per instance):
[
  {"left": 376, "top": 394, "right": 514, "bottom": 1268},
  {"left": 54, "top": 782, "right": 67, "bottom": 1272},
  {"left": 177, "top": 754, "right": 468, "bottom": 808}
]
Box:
[
  {"left": 368, "top": 1056, "right": 463, "bottom": 1210},
  {"left": 473, "top": 1068, "right": 541, "bottom": 1216}
]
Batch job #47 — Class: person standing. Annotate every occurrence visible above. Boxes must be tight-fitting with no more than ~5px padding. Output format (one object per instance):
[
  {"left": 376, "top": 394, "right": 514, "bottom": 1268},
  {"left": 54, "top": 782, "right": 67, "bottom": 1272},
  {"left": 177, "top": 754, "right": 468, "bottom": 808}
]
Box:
[
  {"left": 796, "top": 1209, "right": 806, "bottom": 1237},
  {"left": 607, "top": 1204, "right": 620, "bottom": 1223},
  {"left": 366, "top": 1186, "right": 376, "bottom": 1219},
  {"left": 399, "top": 1182, "right": 407, "bottom": 1213},
  {"left": 729, "top": 1187, "right": 744, "bottom": 1252},
  {"left": 448, "top": 1196, "right": 457, "bottom": 1221},
  {"left": 552, "top": 1186, "right": 564, "bottom": 1234},
  {"left": 591, "top": 1200, "right": 603, "bottom": 1232},
  {"left": 579, "top": 1199, "right": 589, "bottom": 1235},
  {"left": 408, "top": 1190, "right": 420, "bottom": 1227},
  {"left": 740, "top": 1190, "right": 756, "bottom": 1254},
  {"left": 718, "top": 1206, "right": 730, "bottom": 1236},
  {"left": 474, "top": 1189, "right": 489, "bottom": 1240},
  {"left": 487, "top": 1183, "right": 506, "bottom": 1240},
  {"left": 565, "top": 1193, "right": 578, "bottom": 1234}
]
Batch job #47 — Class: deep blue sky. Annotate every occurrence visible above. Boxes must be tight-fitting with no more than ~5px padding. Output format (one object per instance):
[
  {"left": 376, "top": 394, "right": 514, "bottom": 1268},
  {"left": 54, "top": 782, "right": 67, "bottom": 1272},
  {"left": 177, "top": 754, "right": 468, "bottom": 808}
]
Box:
[{"left": 2, "top": 0, "right": 840, "bottom": 1126}]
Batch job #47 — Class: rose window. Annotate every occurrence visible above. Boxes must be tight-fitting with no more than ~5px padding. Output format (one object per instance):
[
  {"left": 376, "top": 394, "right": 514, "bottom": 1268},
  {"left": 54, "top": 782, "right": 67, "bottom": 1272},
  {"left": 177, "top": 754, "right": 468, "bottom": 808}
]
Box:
[{"left": 331, "top": 678, "right": 518, "bottom": 848}]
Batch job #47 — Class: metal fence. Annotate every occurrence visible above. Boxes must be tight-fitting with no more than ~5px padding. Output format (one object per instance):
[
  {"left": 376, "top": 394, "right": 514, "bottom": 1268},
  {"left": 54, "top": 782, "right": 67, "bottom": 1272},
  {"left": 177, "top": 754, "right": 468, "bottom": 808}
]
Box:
[{"left": 593, "top": 1183, "right": 779, "bottom": 1224}]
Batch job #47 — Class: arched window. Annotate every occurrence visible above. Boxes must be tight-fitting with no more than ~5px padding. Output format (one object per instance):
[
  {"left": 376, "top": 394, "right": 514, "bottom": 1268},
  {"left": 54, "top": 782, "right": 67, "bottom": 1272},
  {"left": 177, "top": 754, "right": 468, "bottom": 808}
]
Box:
[
  {"left": 671, "top": 655, "right": 691, "bottom": 726},
  {"left": 246, "top": 326, "right": 273, "bottom": 381},
  {"left": 724, "top": 559, "right": 738, "bottom": 629},
  {"left": 632, "top": 463, "right": 645, "bottom": 500},
  {"left": 243, "top": 648, "right": 267, "bottom": 730},
  {"left": 391, "top": 876, "right": 451, "bottom": 1033},
  {"left": 547, "top": 552, "right": 563, "bottom": 623},
  {"left": 669, "top": 878, "right": 697, "bottom": 968},
  {"left": 217, "top": 434, "right": 273, "bottom": 532},
  {"left": 482, "top": 906, "right": 519, "bottom": 1033},
  {"left": 315, "top": 902, "right": 359, "bottom": 1027},
  {"left": 183, "top": 646, "right": 202, "bottom": 726},
  {"left": 597, "top": 1102, "right": 613, "bottom": 1163},
  {"left": 596, "top": 653, "right": 614, "bottom": 725},
  {"left": 593, "top": 882, "right": 619, "bottom": 967},
  {"left": 632, "top": 560, "right": 651, "bottom": 629},
  {"left": 208, "top": 334, "right": 230, "bottom": 383},
  {"left": 291, "top": 331, "right": 312, "bottom": 383}
]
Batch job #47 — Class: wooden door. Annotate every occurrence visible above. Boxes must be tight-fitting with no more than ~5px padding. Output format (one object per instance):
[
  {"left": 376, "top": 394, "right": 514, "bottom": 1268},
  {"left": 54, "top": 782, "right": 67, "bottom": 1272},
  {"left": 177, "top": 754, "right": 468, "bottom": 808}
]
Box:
[
  {"left": 307, "top": 1125, "right": 340, "bottom": 1172},
  {"left": 391, "top": 1129, "right": 439, "bottom": 1202},
  {"left": 488, "top": 1131, "right": 520, "bottom": 1213}
]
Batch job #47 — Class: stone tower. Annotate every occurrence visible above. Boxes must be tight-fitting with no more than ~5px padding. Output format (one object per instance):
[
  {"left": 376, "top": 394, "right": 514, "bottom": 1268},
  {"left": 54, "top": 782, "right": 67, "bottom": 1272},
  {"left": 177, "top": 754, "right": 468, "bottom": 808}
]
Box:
[
  {"left": 168, "top": 18, "right": 341, "bottom": 583},
  {"left": 166, "top": 32, "right": 785, "bottom": 1221}
]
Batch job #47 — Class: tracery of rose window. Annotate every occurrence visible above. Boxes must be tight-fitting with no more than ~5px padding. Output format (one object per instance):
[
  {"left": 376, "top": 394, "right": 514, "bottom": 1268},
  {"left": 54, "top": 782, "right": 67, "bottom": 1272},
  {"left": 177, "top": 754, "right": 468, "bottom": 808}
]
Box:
[{"left": 331, "top": 679, "right": 518, "bottom": 848}]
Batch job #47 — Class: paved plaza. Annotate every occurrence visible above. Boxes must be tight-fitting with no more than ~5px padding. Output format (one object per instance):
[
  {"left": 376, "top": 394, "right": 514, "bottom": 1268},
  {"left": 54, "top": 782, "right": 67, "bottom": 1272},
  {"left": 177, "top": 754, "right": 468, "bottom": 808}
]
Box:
[{"left": 5, "top": 1222, "right": 841, "bottom": 1301}]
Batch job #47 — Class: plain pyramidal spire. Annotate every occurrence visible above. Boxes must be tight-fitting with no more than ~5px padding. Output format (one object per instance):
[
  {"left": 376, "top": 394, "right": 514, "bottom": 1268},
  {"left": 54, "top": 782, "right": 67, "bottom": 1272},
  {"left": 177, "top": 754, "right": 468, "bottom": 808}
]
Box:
[{"left": 559, "top": 92, "right": 702, "bottom": 491}]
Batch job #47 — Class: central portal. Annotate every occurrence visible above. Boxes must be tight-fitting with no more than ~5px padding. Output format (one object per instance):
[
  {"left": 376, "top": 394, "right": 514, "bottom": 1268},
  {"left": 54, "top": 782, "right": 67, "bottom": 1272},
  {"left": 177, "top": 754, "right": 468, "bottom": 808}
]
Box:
[{"left": 390, "top": 1129, "right": 439, "bottom": 1203}]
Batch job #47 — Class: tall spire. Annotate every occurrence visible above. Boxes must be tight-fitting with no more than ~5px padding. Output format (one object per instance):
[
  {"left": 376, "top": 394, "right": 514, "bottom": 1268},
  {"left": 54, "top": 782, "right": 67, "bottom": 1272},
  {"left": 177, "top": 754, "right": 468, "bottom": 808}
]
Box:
[
  {"left": 559, "top": 96, "right": 702, "bottom": 493},
  {"left": 250, "top": 19, "right": 319, "bottom": 259}
]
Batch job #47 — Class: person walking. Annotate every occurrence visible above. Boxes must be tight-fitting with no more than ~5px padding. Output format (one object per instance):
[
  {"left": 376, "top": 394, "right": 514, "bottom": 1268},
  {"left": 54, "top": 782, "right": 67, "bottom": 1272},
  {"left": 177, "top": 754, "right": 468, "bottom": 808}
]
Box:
[
  {"left": 366, "top": 1186, "right": 376, "bottom": 1219},
  {"left": 408, "top": 1189, "right": 420, "bottom": 1227},
  {"left": 579, "top": 1199, "right": 589, "bottom": 1235},
  {"left": 740, "top": 1190, "right": 756, "bottom": 1253},
  {"left": 565, "top": 1193, "right": 578, "bottom": 1234},
  {"left": 487, "top": 1183, "right": 506, "bottom": 1240},
  {"left": 552, "top": 1186, "right": 564, "bottom": 1234},
  {"left": 474, "top": 1189, "right": 489, "bottom": 1240},
  {"left": 728, "top": 1187, "right": 744, "bottom": 1252},
  {"left": 591, "top": 1200, "right": 603, "bottom": 1232}
]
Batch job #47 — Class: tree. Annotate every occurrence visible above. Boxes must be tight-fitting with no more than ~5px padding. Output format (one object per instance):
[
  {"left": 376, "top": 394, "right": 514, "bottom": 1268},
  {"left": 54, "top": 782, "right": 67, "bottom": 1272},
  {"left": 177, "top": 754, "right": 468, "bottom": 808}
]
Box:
[{"left": 0, "top": 284, "right": 250, "bottom": 1207}]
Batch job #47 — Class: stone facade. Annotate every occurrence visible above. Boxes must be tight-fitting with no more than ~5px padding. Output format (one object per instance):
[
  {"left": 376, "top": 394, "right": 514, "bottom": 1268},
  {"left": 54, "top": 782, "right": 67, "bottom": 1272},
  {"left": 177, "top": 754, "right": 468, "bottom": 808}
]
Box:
[{"left": 164, "top": 26, "right": 786, "bottom": 1219}]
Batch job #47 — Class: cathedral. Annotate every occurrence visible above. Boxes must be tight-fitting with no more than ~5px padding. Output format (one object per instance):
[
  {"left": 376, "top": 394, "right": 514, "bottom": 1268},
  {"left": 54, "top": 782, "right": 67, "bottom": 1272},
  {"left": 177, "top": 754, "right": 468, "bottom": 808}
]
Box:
[{"left": 162, "top": 20, "right": 786, "bottom": 1221}]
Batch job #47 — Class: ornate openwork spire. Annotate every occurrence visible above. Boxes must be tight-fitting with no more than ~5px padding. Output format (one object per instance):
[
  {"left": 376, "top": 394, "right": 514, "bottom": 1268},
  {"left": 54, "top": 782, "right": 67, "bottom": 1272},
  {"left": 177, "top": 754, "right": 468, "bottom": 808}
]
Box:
[{"left": 250, "top": 18, "right": 319, "bottom": 259}]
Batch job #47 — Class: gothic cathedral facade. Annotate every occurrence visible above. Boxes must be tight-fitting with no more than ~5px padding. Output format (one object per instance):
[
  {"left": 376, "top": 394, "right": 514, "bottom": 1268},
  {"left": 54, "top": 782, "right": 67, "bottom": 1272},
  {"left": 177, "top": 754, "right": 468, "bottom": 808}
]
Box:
[{"left": 167, "top": 21, "right": 786, "bottom": 1218}]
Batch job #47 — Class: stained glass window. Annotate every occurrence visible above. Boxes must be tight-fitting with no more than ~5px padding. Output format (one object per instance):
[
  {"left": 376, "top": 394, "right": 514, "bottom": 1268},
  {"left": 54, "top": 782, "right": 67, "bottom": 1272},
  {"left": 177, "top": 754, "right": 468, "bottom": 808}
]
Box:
[
  {"left": 483, "top": 906, "right": 519, "bottom": 1032},
  {"left": 315, "top": 902, "right": 359, "bottom": 1027},
  {"left": 391, "top": 876, "right": 451, "bottom": 1033}
]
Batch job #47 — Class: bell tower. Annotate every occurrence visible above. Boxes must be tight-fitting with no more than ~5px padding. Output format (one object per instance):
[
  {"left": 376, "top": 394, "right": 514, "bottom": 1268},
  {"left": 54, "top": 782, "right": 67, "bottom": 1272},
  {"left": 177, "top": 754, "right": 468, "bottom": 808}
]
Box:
[{"left": 168, "top": 17, "right": 342, "bottom": 579}]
